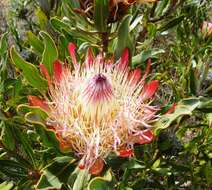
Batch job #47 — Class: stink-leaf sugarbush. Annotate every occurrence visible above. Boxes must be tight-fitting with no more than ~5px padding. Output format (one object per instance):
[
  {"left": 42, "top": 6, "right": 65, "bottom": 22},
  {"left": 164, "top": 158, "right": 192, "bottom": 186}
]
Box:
[{"left": 0, "top": 0, "right": 211, "bottom": 189}]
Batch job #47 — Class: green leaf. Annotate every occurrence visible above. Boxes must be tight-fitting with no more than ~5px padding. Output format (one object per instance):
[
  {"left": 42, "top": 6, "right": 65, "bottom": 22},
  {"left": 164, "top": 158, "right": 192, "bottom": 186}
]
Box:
[
  {"left": 40, "top": 31, "right": 58, "bottom": 76},
  {"left": 155, "top": 0, "right": 170, "bottom": 17},
  {"left": 72, "top": 169, "right": 90, "bottom": 190},
  {"left": 68, "top": 167, "right": 90, "bottom": 190},
  {"left": 198, "top": 97, "right": 212, "bottom": 112},
  {"left": 132, "top": 49, "right": 165, "bottom": 67},
  {"left": 15, "top": 128, "right": 37, "bottom": 168},
  {"left": 17, "top": 104, "right": 48, "bottom": 124},
  {"left": 206, "top": 113, "right": 212, "bottom": 127},
  {"left": 159, "top": 15, "right": 185, "bottom": 32},
  {"left": 63, "top": 0, "right": 80, "bottom": 9},
  {"left": 154, "top": 98, "right": 201, "bottom": 132},
  {"left": 147, "top": 23, "right": 157, "bottom": 38},
  {"left": 10, "top": 46, "right": 47, "bottom": 92},
  {"left": 34, "top": 123, "right": 60, "bottom": 150},
  {"left": 36, "top": 156, "right": 75, "bottom": 189},
  {"left": 152, "top": 159, "right": 161, "bottom": 170},
  {"left": 35, "top": 8, "right": 48, "bottom": 29},
  {"left": 27, "top": 31, "right": 44, "bottom": 54},
  {"left": 94, "top": 0, "right": 109, "bottom": 32},
  {"left": 122, "top": 159, "right": 145, "bottom": 170},
  {"left": 115, "top": 15, "right": 133, "bottom": 60},
  {"left": 0, "top": 121, "right": 15, "bottom": 151},
  {"left": 0, "top": 160, "right": 27, "bottom": 170},
  {"left": 0, "top": 181, "right": 14, "bottom": 190},
  {"left": 17, "top": 105, "right": 60, "bottom": 150},
  {"left": 88, "top": 177, "right": 113, "bottom": 190},
  {"left": 50, "top": 17, "right": 70, "bottom": 32},
  {"left": 36, "top": 170, "right": 62, "bottom": 190},
  {"left": 36, "top": 156, "right": 76, "bottom": 189},
  {"left": 0, "top": 32, "right": 8, "bottom": 56},
  {"left": 204, "top": 161, "right": 212, "bottom": 184}
]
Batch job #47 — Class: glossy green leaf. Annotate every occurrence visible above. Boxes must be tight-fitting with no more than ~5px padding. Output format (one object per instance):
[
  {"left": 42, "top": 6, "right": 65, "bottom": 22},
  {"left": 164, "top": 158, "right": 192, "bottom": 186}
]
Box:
[
  {"left": 88, "top": 177, "right": 113, "bottom": 190},
  {"left": 94, "top": 0, "right": 109, "bottom": 32},
  {"left": 36, "top": 170, "right": 62, "bottom": 190},
  {"left": 50, "top": 17, "right": 70, "bottom": 32},
  {"left": 34, "top": 123, "right": 60, "bottom": 150},
  {"left": 154, "top": 98, "right": 201, "bottom": 132},
  {"left": 10, "top": 46, "right": 47, "bottom": 92},
  {"left": 40, "top": 31, "right": 58, "bottom": 76},
  {"left": 122, "top": 159, "right": 145, "bottom": 170},
  {"left": 17, "top": 105, "right": 59, "bottom": 150},
  {"left": 17, "top": 104, "right": 48, "bottom": 123},
  {"left": 27, "top": 31, "right": 44, "bottom": 54},
  {"left": 0, "top": 181, "right": 14, "bottom": 190},
  {"left": 72, "top": 169, "right": 90, "bottom": 190},
  {"left": 132, "top": 49, "right": 165, "bottom": 67},
  {"left": 68, "top": 166, "right": 91, "bottom": 190},
  {"left": 36, "top": 156, "right": 76, "bottom": 190},
  {"left": 206, "top": 113, "right": 212, "bottom": 127},
  {"left": 152, "top": 159, "right": 161, "bottom": 170},
  {"left": 115, "top": 15, "right": 133, "bottom": 60},
  {"left": 198, "top": 97, "right": 212, "bottom": 111}
]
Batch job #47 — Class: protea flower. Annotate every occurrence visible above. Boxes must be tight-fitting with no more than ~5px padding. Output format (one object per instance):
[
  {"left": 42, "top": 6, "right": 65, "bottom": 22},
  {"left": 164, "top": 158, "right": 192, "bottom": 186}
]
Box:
[
  {"left": 28, "top": 44, "right": 159, "bottom": 175},
  {"left": 201, "top": 21, "right": 212, "bottom": 38},
  {"left": 76, "top": 0, "right": 158, "bottom": 22}
]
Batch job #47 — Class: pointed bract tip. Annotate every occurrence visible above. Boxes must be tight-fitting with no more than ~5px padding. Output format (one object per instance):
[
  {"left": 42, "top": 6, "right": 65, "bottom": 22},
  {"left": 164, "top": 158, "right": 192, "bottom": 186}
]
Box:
[
  {"left": 39, "top": 64, "right": 51, "bottom": 87},
  {"left": 137, "top": 129, "right": 154, "bottom": 145},
  {"left": 119, "top": 148, "right": 134, "bottom": 158},
  {"left": 89, "top": 158, "right": 104, "bottom": 175},
  {"left": 53, "top": 60, "right": 63, "bottom": 84},
  {"left": 118, "top": 48, "right": 129, "bottom": 71},
  {"left": 86, "top": 47, "right": 94, "bottom": 68},
  {"left": 142, "top": 80, "right": 159, "bottom": 100},
  {"left": 68, "top": 43, "right": 77, "bottom": 66}
]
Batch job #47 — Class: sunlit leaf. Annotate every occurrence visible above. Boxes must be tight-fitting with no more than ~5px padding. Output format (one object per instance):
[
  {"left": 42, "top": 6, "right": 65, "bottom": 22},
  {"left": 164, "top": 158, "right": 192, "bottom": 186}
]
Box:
[
  {"left": 40, "top": 31, "right": 58, "bottom": 76},
  {"left": 10, "top": 47, "right": 47, "bottom": 92}
]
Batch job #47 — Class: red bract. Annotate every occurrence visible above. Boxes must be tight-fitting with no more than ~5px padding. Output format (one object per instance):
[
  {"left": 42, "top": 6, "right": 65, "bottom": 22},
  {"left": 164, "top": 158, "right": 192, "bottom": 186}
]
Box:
[
  {"left": 142, "top": 80, "right": 159, "bottom": 101},
  {"left": 166, "top": 102, "right": 177, "bottom": 114},
  {"left": 89, "top": 158, "right": 105, "bottom": 175},
  {"left": 137, "top": 129, "right": 154, "bottom": 145},
  {"left": 53, "top": 60, "right": 63, "bottom": 84},
  {"left": 119, "top": 149, "right": 134, "bottom": 157}
]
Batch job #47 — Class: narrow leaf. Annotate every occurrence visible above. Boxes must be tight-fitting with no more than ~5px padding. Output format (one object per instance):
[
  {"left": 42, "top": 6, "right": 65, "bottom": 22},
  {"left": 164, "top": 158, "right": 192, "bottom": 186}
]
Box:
[
  {"left": 94, "top": 0, "right": 109, "bottom": 32},
  {"left": 40, "top": 31, "right": 58, "bottom": 76},
  {"left": 10, "top": 46, "right": 47, "bottom": 92}
]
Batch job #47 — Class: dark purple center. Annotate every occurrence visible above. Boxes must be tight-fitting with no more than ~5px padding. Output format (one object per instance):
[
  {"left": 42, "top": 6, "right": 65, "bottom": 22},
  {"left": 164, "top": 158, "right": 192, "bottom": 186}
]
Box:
[{"left": 95, "top": 74, "right": 107, "bottom": 84}]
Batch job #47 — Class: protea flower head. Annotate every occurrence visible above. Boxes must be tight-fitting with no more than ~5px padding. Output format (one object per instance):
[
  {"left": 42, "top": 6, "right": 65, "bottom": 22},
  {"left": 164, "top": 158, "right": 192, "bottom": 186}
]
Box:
[
  {"left": 201, "top": 21, "right": 212, "bottom": 38},
  {"left": 76, "top": 0, "right": 158, "bottom": 23},
  {"left": 28, "top": 43, "right": 159, "bottom": 175}
]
